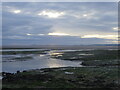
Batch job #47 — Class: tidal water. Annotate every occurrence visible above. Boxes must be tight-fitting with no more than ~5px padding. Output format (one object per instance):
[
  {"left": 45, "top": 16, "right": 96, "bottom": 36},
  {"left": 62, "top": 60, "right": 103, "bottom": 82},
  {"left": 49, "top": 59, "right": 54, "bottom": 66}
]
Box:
[{"left": 2, "top": 49, "right": 82, "bottom": 73}]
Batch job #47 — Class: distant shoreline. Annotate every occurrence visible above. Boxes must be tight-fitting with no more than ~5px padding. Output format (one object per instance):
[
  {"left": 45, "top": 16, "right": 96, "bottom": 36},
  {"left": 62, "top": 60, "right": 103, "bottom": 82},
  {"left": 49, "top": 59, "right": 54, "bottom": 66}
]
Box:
[{"left": 1, "top": 45, "right": 119, "bottom": 50}]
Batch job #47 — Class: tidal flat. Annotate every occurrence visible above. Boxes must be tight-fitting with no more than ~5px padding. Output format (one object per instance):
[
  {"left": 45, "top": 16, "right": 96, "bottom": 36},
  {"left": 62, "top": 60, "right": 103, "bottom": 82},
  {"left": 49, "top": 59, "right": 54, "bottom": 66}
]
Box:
[{"left": 1, "top": 48, "right": 120, "bottom": 89}]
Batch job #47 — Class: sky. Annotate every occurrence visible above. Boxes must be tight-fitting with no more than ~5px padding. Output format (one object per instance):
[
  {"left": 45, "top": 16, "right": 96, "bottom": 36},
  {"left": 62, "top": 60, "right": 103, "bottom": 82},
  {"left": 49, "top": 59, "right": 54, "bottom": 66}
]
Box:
[{"left": 2, "top": 2, "right": 118, "bottom": 45}]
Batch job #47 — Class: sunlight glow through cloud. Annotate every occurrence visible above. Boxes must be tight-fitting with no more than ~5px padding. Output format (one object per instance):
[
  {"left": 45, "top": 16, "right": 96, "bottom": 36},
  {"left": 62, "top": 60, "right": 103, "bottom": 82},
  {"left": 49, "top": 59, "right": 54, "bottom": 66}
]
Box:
[
  {"left": 83, "top": 14, "right": 88, "bottom": 17},
  {"left": 26, "top": 33, "right": 32, "bottom": 36},
  {"left": 48, "top": 32, "right": 69, "bottom": 36},
  {"left": 38, "top": 10, "right": 65, "bottom": 18},
  {"left": 13, "top": 10, "right": 21, "bottom": 14},
  {"left": 26, "top": 33, "right": 45, "bottom": 36},
  {"left": 82, "top": 34, "right": 118, "bottom": 40},
  {"left": 113, "top": 27, "right": 118, "bottom": 31}
]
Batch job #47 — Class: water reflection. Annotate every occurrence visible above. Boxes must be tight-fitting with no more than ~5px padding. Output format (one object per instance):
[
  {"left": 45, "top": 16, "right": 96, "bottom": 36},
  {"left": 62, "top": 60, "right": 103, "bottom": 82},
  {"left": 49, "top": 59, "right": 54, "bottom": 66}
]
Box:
[{"left": 2, "top": 51, "right": 82, "bottom": 73}]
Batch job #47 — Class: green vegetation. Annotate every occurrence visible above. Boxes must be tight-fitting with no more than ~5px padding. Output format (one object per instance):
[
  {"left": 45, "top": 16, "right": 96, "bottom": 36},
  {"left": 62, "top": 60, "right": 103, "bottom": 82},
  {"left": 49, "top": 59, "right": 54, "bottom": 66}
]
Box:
[
  {"left": 2, "top": 50, "right": 48, "bottom": 55},
  {"left": 2, "top": 67, "right": 119, "bottom": 88},
  {"left": 82, "top": 60, "right": 119, "bottom": 66},
  {"left": 51, "top": 50, "right": 119, "bottom": 66}
]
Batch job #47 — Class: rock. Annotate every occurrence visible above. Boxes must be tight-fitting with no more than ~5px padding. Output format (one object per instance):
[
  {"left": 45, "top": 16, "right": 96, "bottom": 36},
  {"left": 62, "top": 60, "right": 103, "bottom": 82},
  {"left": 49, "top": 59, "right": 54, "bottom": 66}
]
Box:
[{"left": 64, "top": 72, "right": 74, "bottom": 75}]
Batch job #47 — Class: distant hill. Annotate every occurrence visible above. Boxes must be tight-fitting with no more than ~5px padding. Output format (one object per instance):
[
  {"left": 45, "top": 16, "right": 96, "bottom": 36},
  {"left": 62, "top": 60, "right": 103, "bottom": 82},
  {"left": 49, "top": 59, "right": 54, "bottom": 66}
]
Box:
[{"left": 1, "top": 44, "right": 119, "bottom": 50}]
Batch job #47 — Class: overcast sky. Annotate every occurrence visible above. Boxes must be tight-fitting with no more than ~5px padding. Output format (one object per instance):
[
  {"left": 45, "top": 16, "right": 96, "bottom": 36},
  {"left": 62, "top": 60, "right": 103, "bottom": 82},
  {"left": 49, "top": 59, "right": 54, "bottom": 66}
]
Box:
[{"left": 2, "top": 2, "right": 118, "bottom": 45}]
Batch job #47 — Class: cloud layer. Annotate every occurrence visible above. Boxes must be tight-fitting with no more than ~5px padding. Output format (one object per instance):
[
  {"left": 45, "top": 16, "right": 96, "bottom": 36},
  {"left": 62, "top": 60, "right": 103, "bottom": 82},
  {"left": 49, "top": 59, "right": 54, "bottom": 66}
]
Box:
[{"left": 2, "top": 2, "right": 118, "bottom": 45}]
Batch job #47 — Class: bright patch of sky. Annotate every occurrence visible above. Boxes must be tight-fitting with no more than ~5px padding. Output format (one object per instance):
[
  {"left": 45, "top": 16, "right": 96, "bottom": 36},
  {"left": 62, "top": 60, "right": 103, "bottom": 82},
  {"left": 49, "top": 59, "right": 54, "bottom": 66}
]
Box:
[
  {"left": 38, "top": 10, "right": 65, "bottom": 18},
  {"left": 13, "top": 10, "right": 21, "bottom": 13}
]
